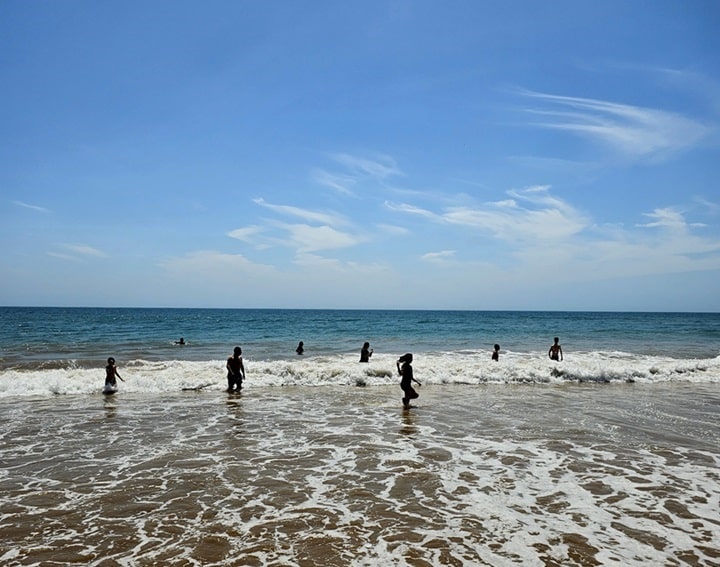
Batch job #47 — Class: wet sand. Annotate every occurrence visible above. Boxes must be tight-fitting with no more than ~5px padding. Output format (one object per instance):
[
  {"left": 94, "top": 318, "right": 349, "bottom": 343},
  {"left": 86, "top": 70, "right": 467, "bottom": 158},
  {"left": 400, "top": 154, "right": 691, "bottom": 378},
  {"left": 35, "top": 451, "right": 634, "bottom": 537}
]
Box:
[{"left": 1, "top": 383, "right": 718, "bottom": 566}]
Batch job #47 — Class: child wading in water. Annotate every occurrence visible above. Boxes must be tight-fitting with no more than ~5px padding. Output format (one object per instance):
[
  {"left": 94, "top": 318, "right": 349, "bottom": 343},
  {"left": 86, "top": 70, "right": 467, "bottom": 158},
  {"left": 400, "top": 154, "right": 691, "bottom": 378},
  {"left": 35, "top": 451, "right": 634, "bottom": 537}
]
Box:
[
  {"left": 397, "top": 353, "right": 421, "bottom": 409},
  {"left": 226, "top": 346, "right": 245, "bottom": 392},
  {"left": 104, "top": 357, "right": 124, "bottom": 392},
  {"left": 548, "top": 337, "right": 563, "bottom": 361}
]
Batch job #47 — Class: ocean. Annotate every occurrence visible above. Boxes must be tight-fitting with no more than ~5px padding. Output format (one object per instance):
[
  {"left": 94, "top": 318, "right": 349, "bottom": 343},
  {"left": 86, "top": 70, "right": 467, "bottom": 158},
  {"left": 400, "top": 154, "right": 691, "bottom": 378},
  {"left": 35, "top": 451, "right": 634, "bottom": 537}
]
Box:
[{"left": 1, "top": 307, "right": 719, "bottom": 566}]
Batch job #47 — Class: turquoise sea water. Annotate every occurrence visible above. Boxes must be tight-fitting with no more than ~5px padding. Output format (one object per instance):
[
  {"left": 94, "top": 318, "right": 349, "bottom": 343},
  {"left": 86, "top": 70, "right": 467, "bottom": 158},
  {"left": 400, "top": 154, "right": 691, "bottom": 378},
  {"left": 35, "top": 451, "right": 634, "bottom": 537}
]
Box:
[
  {"left": 2, "top": 307, "right": 719, "bottom": 367},
  {"left": 1, "top": 307, "right": 718, "bottom": 397}
]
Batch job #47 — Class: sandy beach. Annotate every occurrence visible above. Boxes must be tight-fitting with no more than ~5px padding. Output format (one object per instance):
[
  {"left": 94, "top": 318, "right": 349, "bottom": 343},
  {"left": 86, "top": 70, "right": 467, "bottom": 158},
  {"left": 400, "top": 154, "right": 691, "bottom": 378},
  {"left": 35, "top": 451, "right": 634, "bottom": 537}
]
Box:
[{"left": 1, "top": 382, "right": 718, "bottom": 566}]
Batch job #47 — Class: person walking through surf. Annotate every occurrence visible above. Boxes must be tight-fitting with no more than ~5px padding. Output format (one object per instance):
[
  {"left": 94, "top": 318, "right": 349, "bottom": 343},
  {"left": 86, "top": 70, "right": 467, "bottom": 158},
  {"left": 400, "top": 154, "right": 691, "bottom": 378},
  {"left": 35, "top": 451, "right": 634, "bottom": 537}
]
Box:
[
  {"left": 226, "top": 346, "right": 245, "bottom": 392},
  {"left": 397, "top": 353, "right": 421, "bottom": 409},
  {"left": 359, "top": 341, "right": 373, "bottom": 362},
  {"left": 548, "top": 337, "right": 563, "bottom": 361},
  {"left": 104, "top": 357, "right": 124, "bottom": 392}
]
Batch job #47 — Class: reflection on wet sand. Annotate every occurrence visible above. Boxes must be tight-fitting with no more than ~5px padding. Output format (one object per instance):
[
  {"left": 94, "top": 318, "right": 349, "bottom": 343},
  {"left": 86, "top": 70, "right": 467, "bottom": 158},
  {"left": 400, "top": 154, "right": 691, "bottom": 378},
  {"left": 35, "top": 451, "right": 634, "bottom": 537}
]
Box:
[{"left": 0, "top": 384, "right": 718, "bottom": 566}]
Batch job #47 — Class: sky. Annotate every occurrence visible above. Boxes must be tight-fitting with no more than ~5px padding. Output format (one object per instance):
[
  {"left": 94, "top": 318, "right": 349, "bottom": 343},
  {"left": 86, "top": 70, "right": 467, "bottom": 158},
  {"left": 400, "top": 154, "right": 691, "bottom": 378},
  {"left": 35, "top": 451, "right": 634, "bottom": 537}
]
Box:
[{"left": 1, "top": 1, "right": 719, "bottom": 311}]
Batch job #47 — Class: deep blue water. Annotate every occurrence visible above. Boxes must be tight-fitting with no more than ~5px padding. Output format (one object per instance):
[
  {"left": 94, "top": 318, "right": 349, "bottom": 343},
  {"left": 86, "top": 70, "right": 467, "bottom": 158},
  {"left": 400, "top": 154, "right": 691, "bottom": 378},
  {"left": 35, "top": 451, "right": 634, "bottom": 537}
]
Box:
[{"left": 1, "top": 307, "right": 718, "bottom": 369}]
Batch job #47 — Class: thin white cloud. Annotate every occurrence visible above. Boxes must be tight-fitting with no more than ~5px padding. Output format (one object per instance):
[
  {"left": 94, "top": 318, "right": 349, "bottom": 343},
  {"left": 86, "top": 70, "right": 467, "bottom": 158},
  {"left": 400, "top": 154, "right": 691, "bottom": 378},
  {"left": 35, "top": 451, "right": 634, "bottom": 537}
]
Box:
[
  {"left": 61, "top": 244, "right": 107, "bottom": 257},
  {"left": 292, "top": 253, "right": 388, "bottom": 277},
  {"left": 293, "top": 253, "right": 343, "bottom": 269},
  {"left": 227, "top": 225, "right": 263, "bottom": 242},
  {"left": 422, "top": 250, "right": 455, "bottom": 262},
  {"left": 46, "top": 244, "right": 107, "bottom": 262},
  {"left": 384, "top": 201, "right": 437, "bottom": 218},
  {"left": 13, "top": 200, "right": 51, "bottom": 213},
  {"left": 637, "top": 208, "right": 706, "bottom": 230},
  {"left": 159, "top": 251, "right": 276, "bottom": 276},
  {"left": 253, "top": 198, "right": 346, "bottom": 226},
  {"left": 377, "top": 223, "right": 410, "bottom": 235},
  {"left": 330, "top": 153, "right": 403, "bottom": 180},
  {"left": 311, "top": 168, "right": 357, "bottom": 196},
  {"left": 308, "top": 153, "right": 403, "bottom": 201},
  {"left": 520, "top": 90, "right": 710, "bottom": 160},
  {"left": 281, "top": 223, "right": 362, "bottom": 253},
  {"left": 389, "top": 187, "right": 588, "bottom": 243}
]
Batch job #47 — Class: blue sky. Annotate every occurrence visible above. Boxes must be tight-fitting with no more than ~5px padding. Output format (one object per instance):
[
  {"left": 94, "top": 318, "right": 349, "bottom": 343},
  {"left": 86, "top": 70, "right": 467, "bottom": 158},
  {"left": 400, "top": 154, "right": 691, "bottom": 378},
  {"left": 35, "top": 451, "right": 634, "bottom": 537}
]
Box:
[{"left": 2, "top": 1, "right": 719, "bottom": 310}]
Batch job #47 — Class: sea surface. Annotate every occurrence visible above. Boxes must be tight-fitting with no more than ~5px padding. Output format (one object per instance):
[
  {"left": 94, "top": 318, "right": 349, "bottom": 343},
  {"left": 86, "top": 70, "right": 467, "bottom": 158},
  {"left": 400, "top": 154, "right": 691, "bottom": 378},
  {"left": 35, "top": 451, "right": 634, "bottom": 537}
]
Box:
[{"left": 1, "top": 307, "right": 719, "bottom": 566}]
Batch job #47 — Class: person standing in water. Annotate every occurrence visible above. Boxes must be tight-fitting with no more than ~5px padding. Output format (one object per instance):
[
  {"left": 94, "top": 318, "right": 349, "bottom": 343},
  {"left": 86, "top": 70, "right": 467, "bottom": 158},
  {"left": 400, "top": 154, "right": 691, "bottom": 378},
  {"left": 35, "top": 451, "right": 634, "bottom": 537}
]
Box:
[
  {"left": 359, "top": 341, "right": 373, "bottom": 362},
  {"left": 226, "top": 346, "right": 245, "bottom": 392},
  {"left": 105, "top": 357, "right": 124, "bottom": 391},
  {"left": 492, "top": 344, "right": 500, "bottom": 361},
  {"left": 397, "top": 353, "right": 421, "bottom": 409},
  {"left": 548, "top": 337, "right": 563, "bottom": 361},
  {"left": 296, "top": 341, "right": 304, "bottom": 355}
]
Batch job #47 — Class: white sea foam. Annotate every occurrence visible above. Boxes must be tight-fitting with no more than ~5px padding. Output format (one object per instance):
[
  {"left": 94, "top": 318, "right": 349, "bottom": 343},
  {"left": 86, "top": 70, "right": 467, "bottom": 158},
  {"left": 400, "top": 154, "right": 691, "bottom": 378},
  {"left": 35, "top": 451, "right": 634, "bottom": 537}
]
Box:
[
  {"left": 1, "top": 385, "right": 718, "bottom": 566},
  {"left": 1, "top": 351, "right": 719, "bottom": 399}
]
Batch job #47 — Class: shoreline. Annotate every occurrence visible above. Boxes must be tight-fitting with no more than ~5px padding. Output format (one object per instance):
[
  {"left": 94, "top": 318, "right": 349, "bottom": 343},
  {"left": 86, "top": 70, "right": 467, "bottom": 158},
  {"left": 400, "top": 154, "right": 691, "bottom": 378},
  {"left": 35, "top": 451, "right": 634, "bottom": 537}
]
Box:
[{"left": 1, "top": 384, "right": 718, "bottom": 566}]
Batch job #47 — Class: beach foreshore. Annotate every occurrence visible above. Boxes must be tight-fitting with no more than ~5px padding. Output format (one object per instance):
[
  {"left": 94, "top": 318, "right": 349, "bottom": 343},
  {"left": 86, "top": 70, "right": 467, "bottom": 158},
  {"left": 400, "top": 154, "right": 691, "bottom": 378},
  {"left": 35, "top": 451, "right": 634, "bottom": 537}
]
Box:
[{"left": 1, "top": 383, "right": 718, "bottom": 566}]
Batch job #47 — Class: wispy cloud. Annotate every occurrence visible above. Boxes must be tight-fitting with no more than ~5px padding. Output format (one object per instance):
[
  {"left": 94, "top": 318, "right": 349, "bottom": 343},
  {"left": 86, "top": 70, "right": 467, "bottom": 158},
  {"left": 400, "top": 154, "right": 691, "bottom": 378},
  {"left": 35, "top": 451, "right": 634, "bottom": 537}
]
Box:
[
  {"left": 159, "top": 251, "right": 277, "bottom": 280},
  {"left": 311, "top": 168, "right": 357, "bottom": 196},
  {"left": 309, "top": 153, "right": 404, "bottom": 198},
  {"left": 230, "top": 199, "right": 364, "bottom": 256},
  {"left": 519, "top": 90, "right": 710, "bottom": 161},
  {"left": 227, "top": 225, "right": 264, "bottom": 242},
  {"left": 377, "top": 223, "right": 410, "bottom": 235},
  {"left": 330, "top": 153, "right": 403, "bottom": 180},
  {"left": 48, "top": 243, "right": 107, "bottom": 262},
  {"left": 422, "top": 250, "right": 455, "bottom": 262},
  {"left": 384, "top": 201, "right": 437, "bottom": 218},
  {"left": 13, "top": 200, "right": 51, "bottom": 213},
  {"left": 278, "top": 223, "right": 363, "bottom": 253},
  {"left": 637, "top": 208, "right": 706, "bottom": 231},
  {"left": 63, "top": 244, "right": 107, "bottom": 257},
  {"left": 388, "top": 186, "right": 588, "bottom": 243},
  {"left": 253, "top": 198, "right": 346, "bottom": 226}
]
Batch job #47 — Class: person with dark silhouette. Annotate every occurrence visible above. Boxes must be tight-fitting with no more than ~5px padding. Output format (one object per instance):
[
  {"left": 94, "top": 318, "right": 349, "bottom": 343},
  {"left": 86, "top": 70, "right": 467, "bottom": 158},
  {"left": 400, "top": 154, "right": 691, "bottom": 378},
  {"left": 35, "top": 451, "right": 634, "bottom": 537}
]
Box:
[
  {"left": 226, "top": 346, "right": 245, "bottom": 392},
  {"left": 397, "top": 353, "right": 421, "bottom": 409},
  {"left": 104, "top": 357, "right": 124, "bottom": 394},
  {"left": 548, "top": 337, "right": 563, "bottom": 361},
  {"left": 360, "top": 341, "right": 373, "bottom": 362}
]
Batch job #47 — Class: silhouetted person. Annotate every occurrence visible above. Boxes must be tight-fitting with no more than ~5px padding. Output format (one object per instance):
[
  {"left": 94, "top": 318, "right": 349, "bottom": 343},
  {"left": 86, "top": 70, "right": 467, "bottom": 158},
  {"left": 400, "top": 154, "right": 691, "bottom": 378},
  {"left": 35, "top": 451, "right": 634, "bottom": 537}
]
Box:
[
  {"left": 360, "top": 341, "right": 373, "bottom": 362},
  {"left": 397, "top": 353, "right": 421, "bottom": 409},
  {"left": 104, "top": 357, "right": 124, "bottom": 393},
  {"left": 548, "top": 337, "right": 563, "bottom": 361},
  {"left": 226, "top": 346, "right": 245, "bottom": 392},
  {"left": 492, "top": 344, "right": 500, "bottom": 361},
  {"left": 296, "top": 341, "right": 304, "bottom": 355}
]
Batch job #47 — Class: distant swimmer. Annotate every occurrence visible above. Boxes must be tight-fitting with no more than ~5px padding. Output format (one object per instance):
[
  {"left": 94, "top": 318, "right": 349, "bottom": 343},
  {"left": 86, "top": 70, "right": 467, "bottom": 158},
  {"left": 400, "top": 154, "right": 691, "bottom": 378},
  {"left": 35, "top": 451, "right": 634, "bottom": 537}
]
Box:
[
  {"left": 104, "top": 357, "right": 124, "bottom": 393},
  {"left": 548, "top": 337, "right": 563, "bottom": 362},
  {"left": 296, "top": 341, "right": 304, "bottom": 355},
  {"left": 226, "top": 346, "right": 245, "bottom": 392},
  {"left": 492, "top": 344, "right": 500, "bottom": 361},
  {"left": 175, "top": 337, "right": 186, "bottom": 345},
  {"left": 359, "top": 341, "right": 373, "bottom": 363},
  {"left": 397, "top": 353, "right": 421, "bottom": 409}
]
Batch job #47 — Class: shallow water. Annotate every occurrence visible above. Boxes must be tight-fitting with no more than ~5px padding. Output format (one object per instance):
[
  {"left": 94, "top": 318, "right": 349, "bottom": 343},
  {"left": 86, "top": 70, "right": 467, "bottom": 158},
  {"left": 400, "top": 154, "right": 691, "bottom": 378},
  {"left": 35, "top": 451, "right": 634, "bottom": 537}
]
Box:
[{"left": 1, "top": 383, "right": 718, "bottom": 566}]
